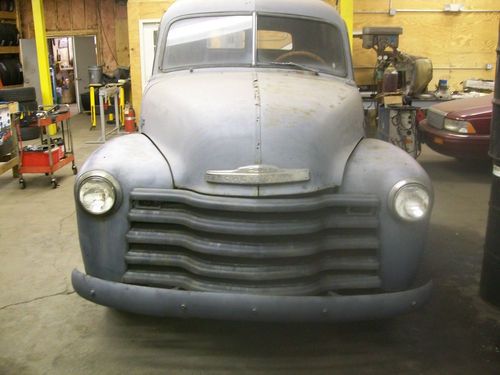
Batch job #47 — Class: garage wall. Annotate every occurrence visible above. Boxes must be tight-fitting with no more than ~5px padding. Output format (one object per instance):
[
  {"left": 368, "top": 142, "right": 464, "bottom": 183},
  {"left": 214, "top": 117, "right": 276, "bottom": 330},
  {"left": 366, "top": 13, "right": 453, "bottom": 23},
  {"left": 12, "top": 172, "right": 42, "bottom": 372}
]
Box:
[
  {"left": 18, "top": 0, "right": 129, "bottom": 73},
  {"left": 127, "top": 0, "right": 174, "bottom": 117},
  {"left": 353, "top": 0, "right": 500, "bottom": 91}
]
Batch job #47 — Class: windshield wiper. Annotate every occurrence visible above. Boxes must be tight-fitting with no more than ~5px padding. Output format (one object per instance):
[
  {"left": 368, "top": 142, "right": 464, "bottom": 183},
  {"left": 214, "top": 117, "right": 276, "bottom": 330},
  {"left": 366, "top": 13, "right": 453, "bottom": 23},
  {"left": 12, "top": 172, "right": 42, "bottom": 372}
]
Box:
[{"left": 267, "top": 61, "right": 319, "bottom": 75}]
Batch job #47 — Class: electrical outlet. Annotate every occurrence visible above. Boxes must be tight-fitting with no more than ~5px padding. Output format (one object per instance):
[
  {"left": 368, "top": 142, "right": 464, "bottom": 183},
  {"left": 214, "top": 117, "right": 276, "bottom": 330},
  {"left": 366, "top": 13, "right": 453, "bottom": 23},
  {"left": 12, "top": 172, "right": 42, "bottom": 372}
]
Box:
[{"left": 485, "top": 63, "right": 493, "bottom": 71}]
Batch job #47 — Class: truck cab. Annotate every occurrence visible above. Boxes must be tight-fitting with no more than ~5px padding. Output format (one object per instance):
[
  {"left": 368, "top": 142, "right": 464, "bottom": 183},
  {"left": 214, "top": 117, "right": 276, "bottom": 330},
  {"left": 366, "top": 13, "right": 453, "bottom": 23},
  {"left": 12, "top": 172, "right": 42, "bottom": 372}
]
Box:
[{"left": 72, "top": 0, "right": 433, "bottom": 321}]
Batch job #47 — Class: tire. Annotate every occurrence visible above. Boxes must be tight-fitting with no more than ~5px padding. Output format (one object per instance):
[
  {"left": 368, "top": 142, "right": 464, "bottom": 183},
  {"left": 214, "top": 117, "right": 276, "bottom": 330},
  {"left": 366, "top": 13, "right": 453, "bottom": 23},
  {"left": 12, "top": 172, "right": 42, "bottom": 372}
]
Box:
[
  {"left": 3, "top": 58, "right": 22, "bottom": 83},
  {"left": 0, "top": 23, "right": 18, "bottom": 46},
  {"left": 0, "top": 87, "right": 36, "bottom": 102},
  {"left": 0, "top": 58, "right": 23, "bottom": 86},
  {"left": 7, "top": 0, "right": 14, "bottom": 12},
  {"left": 0, "top": 136, "right": 13, "bottom": 156},
  {"left": 20, "top": 126, "right": 40, "bottom": 141},
  {"left": 0, "top": 60, "right": 11, "bottom": 84}
]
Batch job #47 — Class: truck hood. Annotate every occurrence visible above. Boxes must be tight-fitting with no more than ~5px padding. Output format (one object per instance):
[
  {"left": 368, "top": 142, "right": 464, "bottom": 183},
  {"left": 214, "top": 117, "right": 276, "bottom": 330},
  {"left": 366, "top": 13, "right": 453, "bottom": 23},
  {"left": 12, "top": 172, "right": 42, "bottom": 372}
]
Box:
[{"left": 141, "top": 69, "right": 364, "bottom": 196}]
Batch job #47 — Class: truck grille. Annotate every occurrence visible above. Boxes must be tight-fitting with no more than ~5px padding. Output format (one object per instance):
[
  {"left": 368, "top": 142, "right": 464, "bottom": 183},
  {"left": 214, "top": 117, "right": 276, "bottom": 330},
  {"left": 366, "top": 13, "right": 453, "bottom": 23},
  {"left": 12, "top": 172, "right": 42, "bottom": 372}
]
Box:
[{"left": 124, "top": 188, "right": 381, "bottom": 296}]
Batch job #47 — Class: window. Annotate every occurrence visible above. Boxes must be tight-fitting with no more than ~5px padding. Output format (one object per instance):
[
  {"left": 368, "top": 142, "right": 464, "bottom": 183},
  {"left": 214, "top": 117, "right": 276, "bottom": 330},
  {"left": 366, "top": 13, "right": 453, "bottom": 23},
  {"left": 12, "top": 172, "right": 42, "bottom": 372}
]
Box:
[
  {"left": 162, "top": 14, "right": 347, "bottom": 77},
  {"left": 257, "top": 30, "right": 292, "bottom": 50},
  {"left": 256, "top": 16, "right": 347, "bottom": 76},
  {"left": 163, "top": 16, "right": 253, "bottom": 70}
]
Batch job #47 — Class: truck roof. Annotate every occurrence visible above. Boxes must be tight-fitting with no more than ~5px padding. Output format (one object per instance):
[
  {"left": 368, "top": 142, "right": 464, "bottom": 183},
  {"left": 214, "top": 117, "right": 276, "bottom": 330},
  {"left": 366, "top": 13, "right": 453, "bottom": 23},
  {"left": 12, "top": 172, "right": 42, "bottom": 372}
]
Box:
[{"left": 163, "top": 0, "right": 342, "bottom": 25}]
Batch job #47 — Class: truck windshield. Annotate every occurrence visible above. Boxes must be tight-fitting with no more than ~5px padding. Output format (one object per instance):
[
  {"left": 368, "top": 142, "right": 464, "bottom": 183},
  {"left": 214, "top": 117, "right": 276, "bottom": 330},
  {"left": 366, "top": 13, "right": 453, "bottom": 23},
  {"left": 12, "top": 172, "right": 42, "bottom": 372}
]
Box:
[{"left": 162, "top": 14, "right": 347, "bottom": 77}]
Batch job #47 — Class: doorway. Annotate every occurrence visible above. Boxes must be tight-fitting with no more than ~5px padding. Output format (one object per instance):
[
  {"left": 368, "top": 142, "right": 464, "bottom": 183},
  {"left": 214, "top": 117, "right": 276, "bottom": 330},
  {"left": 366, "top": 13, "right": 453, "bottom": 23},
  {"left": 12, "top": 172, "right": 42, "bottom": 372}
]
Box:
[
  {"left": 21, "top": 35, "right": 98, "bottom": 113},
  {"left": 48, "top": 35, "right": 97, "bottom": 113}
]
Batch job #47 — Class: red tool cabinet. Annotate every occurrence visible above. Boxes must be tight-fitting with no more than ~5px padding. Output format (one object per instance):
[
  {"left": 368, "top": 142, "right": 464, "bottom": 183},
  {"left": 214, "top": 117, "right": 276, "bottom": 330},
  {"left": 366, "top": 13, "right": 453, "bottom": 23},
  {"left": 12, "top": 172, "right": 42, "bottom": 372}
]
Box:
[{"left": 17, "top": 109, "right": 77, "bottom": 189}]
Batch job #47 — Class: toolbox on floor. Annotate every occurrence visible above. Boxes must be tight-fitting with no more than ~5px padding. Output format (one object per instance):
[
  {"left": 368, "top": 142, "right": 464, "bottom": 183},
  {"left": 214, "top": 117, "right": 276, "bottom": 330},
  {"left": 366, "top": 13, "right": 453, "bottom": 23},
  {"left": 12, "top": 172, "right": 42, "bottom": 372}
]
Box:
[{"left": 17, "top": 105, "right": 77, "bottom": 188}]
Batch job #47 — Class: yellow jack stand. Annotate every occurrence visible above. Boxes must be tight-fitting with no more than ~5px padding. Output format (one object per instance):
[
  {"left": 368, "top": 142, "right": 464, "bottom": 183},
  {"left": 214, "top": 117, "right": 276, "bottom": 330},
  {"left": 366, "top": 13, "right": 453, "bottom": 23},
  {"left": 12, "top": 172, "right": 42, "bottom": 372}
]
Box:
[{"left": 89, "top": 83, "right": 102, "bottom": 129}]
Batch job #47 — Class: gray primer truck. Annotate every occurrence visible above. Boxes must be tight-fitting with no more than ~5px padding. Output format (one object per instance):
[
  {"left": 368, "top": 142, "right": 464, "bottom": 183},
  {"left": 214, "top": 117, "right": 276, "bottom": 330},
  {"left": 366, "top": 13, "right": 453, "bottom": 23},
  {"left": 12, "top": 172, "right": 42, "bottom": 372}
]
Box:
[{"left": 72, "top": 0, "right": 433, "bottom": 321}]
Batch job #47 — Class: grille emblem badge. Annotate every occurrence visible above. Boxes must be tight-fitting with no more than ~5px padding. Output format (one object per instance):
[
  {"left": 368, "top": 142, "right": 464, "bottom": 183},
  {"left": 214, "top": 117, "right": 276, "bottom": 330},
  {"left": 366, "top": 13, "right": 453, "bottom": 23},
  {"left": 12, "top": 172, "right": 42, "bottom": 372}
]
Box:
[{"left": 206, "top": 164, "right": 310, "bottom": 185}]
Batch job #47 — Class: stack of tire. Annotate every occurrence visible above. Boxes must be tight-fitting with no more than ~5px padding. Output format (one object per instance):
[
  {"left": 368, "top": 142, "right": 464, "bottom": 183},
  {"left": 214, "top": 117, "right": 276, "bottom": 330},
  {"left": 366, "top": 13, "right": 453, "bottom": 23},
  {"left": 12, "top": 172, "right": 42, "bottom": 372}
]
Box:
[
  {"left": 0, "top": 22, "right": 18, "bottom": 46},
  {"left": 0, "top": 87, "right": 40, "bottom": 141},
  {"left": 0, "top": 16, "right": 22, "bottom": 86},
  {"left": 0, "top": 55, "right": 23, "bottom": 85},
  {"left": 0, "top": 0, "right": 15, "bottom": 12}
]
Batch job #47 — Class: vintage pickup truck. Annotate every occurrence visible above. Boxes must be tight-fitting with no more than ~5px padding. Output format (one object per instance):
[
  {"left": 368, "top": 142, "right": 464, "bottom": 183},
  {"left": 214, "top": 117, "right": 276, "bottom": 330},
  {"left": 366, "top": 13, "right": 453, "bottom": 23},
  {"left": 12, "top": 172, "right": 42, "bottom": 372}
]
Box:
[{"left": 72, "top": 0, "right": 433, "bottom": 321}]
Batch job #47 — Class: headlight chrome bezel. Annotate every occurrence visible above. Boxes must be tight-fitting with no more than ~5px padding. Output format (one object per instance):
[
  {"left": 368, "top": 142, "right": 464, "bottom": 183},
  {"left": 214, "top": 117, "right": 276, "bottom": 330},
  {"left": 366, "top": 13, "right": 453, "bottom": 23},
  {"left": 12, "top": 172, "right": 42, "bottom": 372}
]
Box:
[
  {"left": 76, "top": 170, "right": 122, "bottom": 216},
  {"left": 388, "top": 179, "right": 432, "bottom": 222}
]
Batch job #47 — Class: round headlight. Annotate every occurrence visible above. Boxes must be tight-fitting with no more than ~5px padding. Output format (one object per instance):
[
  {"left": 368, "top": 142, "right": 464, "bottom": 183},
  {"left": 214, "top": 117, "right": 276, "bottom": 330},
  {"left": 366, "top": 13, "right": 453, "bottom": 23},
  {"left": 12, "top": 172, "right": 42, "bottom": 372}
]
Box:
[
  {"left": 390, "top": 181, "right": 431, "bottom": 222},
  {"left": 77, "top": 171, "right": 121, "bottom": 215}
]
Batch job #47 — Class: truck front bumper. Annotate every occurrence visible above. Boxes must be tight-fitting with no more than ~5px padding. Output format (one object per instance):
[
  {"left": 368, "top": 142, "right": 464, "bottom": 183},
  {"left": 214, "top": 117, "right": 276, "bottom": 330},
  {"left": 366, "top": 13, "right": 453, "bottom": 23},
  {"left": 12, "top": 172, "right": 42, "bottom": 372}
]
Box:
[{"left": 72, "top": 269, "right": 432, "bottom": 322}]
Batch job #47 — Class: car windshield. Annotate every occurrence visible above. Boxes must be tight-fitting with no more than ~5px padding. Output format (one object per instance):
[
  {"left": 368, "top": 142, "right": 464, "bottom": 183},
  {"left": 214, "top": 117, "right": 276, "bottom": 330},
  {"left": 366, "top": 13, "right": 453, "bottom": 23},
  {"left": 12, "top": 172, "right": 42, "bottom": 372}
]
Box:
[{"left": 162, "top": 14, "right": 347, "bottom": 77}]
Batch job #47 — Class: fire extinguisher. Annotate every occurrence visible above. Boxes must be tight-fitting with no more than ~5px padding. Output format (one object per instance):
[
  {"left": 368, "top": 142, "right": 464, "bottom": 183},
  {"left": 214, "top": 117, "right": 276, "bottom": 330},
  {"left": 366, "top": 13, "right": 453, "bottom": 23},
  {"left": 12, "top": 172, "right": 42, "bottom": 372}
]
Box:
[{"left": 124, "top": 106, "right": 136, "bottom": 133}]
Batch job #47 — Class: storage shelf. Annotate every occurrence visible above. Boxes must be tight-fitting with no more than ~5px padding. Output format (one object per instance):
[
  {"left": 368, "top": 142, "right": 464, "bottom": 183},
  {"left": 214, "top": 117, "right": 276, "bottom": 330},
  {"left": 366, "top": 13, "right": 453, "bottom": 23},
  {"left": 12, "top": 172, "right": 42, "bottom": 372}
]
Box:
[
  {"left": 0, "top": 46, "right": 20, "bottom": 54},
  {"left": 0, "top": 11, "right": 16, "bottom": 20},
  {"left": 1, "top": 83, "right": 23, "bottom": 88},
  {"left": 20, "top": 155, "right": 74, "bottom": 174},
  {"left": 0, "top": 155, "right": 19, "bottom": 175}
]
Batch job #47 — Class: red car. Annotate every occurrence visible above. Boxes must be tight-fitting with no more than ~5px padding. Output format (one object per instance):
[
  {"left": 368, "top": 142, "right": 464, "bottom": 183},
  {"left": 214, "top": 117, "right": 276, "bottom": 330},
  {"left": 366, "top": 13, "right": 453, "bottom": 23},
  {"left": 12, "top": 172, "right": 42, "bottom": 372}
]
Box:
[{"left": 419, "top": 94, "right": 492, "bottom": 159}]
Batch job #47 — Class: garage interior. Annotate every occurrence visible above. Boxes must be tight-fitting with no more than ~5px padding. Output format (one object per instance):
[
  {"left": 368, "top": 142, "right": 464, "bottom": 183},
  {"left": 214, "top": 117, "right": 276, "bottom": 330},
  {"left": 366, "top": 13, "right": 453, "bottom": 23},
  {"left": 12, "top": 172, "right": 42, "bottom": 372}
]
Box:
[{"left": 0, "top": 0, "right": 499, "bottom": 374}]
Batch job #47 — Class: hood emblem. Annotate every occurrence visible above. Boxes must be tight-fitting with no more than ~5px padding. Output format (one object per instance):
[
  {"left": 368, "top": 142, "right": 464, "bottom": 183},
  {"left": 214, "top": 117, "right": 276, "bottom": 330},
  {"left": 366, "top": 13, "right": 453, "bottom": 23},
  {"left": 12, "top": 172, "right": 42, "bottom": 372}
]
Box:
[{"left": 206, "top": 164, "right": 310, "bottom": 185}]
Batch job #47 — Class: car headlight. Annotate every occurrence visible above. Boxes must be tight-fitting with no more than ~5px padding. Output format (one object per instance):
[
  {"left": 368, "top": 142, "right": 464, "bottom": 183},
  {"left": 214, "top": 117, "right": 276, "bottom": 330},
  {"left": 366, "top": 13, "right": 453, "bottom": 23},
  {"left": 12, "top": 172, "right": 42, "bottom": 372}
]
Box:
[
  {"left": 389, "top": 180, "right": 431, "bottom": 222},
  {"left": 443, "top": 118, "right": 476, "bottom": 134},
  {"left": 76, "top": 171, "right": 122, "bottom": 215}
]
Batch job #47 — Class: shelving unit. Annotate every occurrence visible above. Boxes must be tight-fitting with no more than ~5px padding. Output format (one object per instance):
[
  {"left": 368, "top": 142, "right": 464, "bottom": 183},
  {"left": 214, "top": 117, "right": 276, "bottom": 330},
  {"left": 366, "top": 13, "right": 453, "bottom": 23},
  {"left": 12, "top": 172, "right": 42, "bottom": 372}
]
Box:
[
  {"left": 0, "top": 0, "right": 22, "bottom": 86},
  {"left": 0, "top": 102, "right": 19, "bottom": 178},
  {"left": 0, "top": 46, "right": 19, "bottom": 54},
  {"left": 0, "top": 11, "right": 16, "bottom": 20}
]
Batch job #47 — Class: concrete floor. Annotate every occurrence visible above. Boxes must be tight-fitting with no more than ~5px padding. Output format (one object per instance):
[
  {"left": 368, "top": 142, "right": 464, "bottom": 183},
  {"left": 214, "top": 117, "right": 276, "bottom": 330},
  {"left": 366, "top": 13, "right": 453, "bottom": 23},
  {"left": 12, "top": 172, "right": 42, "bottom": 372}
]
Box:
[{"left": 0, "top": 113, "right": 499, "bottom": 374}]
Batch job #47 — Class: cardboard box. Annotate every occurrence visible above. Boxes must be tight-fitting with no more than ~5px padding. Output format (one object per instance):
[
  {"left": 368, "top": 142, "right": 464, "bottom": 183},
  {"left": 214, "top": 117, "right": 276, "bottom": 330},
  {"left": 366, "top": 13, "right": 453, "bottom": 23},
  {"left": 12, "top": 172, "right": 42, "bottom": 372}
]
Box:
[{"left": 381, "top": 94, "right": 403, "bottom": 106}]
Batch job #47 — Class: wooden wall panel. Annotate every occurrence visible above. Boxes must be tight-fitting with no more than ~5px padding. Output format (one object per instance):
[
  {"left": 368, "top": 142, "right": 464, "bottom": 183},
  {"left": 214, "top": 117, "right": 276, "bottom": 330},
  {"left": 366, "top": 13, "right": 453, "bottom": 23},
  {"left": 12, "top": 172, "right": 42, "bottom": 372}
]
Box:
[
  {"left": 353, "top": 0, "right": 500, "bottom": 91},
  {"left": 18, "top": 0, "right": 33, "bottom": 38},
  {"left": 70, "top": 0, "right": 86, "bottom": 31},
  {"left": 56, "top": 0, "right": 71, "bottom": 31},
  {"left": 99, "top": 0, "right": 117, "bottom": 71},
  {"left": 43, "top": 0, "right": 57, "bottom": 31},
  {"left": 18, "top": 0, "right": 129, "bottom": 73},
  {"left": 115, "top": 18, "right": 129, "bottom": 67},
  {"left": 127, "top": 0, "right": 174, "bottom": 115},
  {"left": 356, "top": 0, "right": 499, "bottom": 11},
  {"left": 84, "top": 0, "right": 98, "bottom": 30}
]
